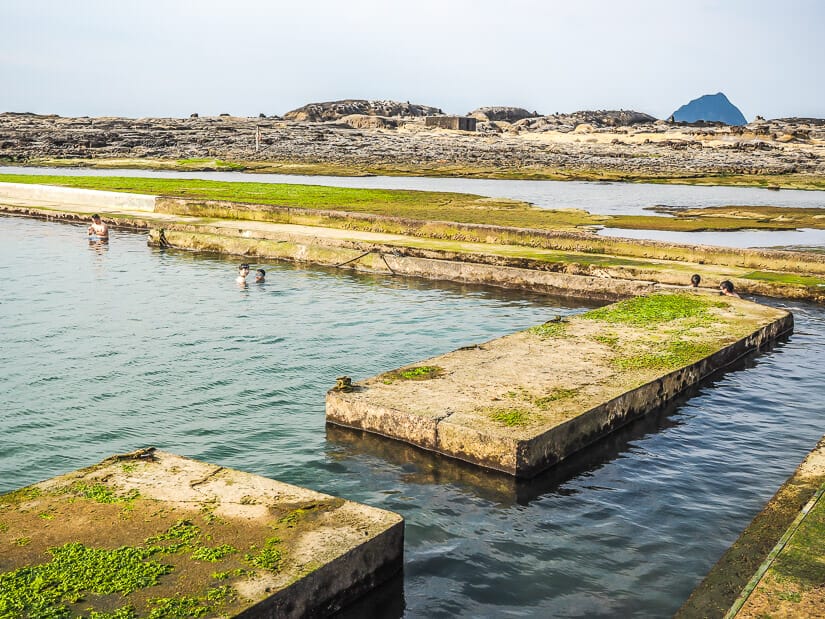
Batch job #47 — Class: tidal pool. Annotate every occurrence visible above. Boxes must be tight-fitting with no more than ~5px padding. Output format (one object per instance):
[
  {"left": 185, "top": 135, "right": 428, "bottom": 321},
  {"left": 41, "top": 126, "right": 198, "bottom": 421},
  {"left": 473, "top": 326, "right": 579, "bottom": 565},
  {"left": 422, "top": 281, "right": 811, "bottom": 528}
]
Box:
[{"left": 2, "top": 214, "right": 824, "bottom": 617}]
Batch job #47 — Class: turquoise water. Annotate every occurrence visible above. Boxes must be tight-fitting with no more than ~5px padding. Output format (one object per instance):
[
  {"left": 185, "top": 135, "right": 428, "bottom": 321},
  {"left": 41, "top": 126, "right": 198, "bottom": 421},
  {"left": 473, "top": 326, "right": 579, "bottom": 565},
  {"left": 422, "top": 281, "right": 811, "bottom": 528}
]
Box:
[{"left": 2, "top": 214, "right": 824, "bottom": 617}]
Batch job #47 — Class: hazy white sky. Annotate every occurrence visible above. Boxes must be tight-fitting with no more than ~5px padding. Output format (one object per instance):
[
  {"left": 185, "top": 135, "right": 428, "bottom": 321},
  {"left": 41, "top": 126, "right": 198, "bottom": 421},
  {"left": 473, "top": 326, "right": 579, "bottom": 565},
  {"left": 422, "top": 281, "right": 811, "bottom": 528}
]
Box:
[{"left": 2, "top": 0, "right": 823, "bottom": 120}]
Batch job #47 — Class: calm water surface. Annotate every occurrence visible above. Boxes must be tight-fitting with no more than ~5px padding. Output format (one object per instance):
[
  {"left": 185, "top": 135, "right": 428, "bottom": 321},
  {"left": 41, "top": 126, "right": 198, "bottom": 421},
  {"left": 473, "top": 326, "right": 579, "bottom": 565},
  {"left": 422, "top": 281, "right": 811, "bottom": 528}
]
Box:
[{"left": 2, "top": 215, "right": 824, "bottom": 617}]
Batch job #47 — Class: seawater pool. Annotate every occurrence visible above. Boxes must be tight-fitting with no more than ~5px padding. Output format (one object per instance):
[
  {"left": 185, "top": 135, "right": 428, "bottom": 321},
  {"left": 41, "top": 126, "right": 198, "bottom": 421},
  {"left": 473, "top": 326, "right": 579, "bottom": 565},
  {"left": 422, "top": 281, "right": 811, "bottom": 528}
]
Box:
[{"left": 2, "top": 215, "right": 824, "bottom": 617}]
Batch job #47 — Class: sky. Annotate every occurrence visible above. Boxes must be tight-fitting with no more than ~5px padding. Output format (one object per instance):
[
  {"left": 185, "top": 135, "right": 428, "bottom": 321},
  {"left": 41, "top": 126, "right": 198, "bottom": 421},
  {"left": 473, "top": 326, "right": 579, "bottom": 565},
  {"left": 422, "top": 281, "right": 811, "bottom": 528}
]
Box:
[{"left": 2, "top": 0, "right": 823, "bottom": 121}]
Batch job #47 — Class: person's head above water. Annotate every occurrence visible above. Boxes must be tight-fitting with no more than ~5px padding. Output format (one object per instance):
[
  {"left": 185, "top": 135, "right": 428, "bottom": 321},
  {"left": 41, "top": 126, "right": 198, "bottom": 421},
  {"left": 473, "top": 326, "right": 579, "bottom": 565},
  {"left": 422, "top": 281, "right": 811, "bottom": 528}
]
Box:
[
  {"left": 238, "top": 263, "right": 250, "bottom": 274},
  {"left": 690, "top": 274, "right": 701, "bottom": 287},
  {"left": 719, "top": 280, "right": 736, "bottom": 295},
  {"left": 91, "top": 214, "right": 101, "bottom": 222},
  {"left": 255, "top": 269, "right": 265, "bottom": 282}
]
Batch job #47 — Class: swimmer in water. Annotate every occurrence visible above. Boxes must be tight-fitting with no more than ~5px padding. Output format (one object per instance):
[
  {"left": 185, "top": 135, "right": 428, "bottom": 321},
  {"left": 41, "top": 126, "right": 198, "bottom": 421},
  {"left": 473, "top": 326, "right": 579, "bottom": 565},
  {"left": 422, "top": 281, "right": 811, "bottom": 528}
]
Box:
[
  {"left": 255, "top": 268, "right": 266, "bottom": 283},
  {"left": 690, "top": 274, "right": 701, "bottom": 287},
  {"left": 237, "top": 263, "right": 250, "bottom": 284},
  {"left": 719, "top": 280, "right": 740, "bottom": 297},
  {"left": 87, "top": 214, "right": 109, "bottom": 239}
]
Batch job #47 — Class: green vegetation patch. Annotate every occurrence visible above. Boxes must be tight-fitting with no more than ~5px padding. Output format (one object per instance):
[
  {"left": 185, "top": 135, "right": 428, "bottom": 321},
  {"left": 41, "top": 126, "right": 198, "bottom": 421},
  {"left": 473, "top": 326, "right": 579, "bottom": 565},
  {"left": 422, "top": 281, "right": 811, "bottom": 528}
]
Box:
[
  {"left": 147, "top": 586, "right": 234, "bottom": 619},
  {"left": 0, "top": 543, "right": 171, "bottom": 618},
  {"left": 190, "top": 544, "right": 238, "bottom": 563},
  {"left": 583, "top": 293, "right": 723, "bottom": 327},
  {"left": 769, "top": 490, "right": 825, "bottom": 588},
  {"left": 245, "top": 537, "right": 283, "bottom": 572},
  {"left": 489, "top": 408, "right": 530, "bottom": 427},
  {"left": 212, "top": 568, "right": 254, "bottom": 581},
  {"left": 528, "top": 320, "right": 567, "bottom": 339},
  {"left": 593, "top": 333, "right": 619, "bottom": 348},
  {"left": 742, "top": 271, "right": 825, "bottom": 287},
  {"left": 144, "top": 519, "right": 201, "bottom": 554},
  {"left": 0, "top": 173, "right": 543, "bottom": 227},
  {"left": 68, "top": 482, "right": 140, "bottom": 505},
  {"left": 87, "top": 605, "right": 137, "bottom": 619},
  {"left": 383, "top": 365, "right": 444, "bottom": 383},
  {"left": 534, "top": 388, "right": 579, "bottom": 408},
  {"left": 0, "top": 486, "right": 42, "bottom": 506},
  {"left": 613, "top": 339, "right": 716, "bottom": 371}
]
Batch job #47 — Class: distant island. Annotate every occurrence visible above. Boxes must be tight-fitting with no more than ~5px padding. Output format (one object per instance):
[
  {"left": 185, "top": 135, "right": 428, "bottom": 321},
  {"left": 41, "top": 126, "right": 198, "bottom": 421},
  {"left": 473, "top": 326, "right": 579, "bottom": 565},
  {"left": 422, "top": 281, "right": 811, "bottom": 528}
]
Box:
[{"left": 671, "top": 92, "right": 748, "bottom": 126}]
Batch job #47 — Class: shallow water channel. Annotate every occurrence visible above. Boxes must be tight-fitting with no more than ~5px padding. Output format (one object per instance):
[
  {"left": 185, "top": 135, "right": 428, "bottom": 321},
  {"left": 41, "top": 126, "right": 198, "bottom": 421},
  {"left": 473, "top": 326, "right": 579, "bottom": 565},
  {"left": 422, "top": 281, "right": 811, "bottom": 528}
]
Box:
[{"left": 2, "top": 215, "right": 824, "bottom": 617}]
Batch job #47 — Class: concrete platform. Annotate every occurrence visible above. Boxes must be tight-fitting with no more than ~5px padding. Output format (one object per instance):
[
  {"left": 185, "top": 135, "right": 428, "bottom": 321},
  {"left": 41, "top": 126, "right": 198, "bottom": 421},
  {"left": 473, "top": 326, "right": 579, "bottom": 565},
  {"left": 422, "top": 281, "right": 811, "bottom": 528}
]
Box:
[
  {"left": 0, "top": 449, "right": 403, "bottom": 618},
  {"left": 327, "top": 292, "right": 792, "bottom": 478}
]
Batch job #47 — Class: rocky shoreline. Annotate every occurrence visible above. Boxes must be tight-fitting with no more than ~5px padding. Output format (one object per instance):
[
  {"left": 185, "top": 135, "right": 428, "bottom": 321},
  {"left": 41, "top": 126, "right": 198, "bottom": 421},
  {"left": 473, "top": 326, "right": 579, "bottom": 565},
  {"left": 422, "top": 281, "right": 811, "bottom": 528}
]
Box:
[{"left": 1, "top": 107, "right": 823, "bottom": 178}]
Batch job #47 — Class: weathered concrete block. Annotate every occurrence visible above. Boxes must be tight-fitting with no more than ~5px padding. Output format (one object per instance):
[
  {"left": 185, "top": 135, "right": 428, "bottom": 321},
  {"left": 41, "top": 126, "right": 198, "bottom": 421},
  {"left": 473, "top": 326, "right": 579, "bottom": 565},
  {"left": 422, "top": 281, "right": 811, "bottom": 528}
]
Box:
[
  {"left": 0, "top": 181, "right": 156, "bottom": 212},
  {"left": 424, "top": 116, "right": 477, "bottom": 131},
  {"left": 327, "top": 292, "right": 793, "bottom": 478},
  {"left": 0, "top": 450, "right": 403, "bottom": 617}
]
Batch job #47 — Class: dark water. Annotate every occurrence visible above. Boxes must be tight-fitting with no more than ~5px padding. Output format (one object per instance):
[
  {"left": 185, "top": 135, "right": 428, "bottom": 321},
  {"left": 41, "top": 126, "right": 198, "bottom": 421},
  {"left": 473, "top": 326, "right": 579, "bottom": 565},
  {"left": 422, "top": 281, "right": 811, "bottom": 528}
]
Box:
[{"left": 2, "top": 215, "right": 824, "bottom": 617}]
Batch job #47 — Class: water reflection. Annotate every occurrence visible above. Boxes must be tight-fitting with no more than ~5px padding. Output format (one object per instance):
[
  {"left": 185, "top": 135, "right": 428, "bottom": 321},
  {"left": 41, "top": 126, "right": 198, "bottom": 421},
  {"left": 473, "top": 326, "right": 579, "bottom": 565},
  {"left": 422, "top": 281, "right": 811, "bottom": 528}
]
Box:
[
  {"left": 87, "top": 237, "right": 109, "bottom": 254},
  {"left": 332, "top": 572, "right": 405, "bottom": 619}
]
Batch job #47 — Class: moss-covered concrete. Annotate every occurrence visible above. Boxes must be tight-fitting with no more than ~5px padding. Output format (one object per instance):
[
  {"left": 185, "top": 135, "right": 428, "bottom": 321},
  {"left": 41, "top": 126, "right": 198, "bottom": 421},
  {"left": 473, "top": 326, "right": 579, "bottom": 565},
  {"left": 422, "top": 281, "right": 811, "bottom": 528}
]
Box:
[
  {"left": 677, "top": 436, "right": 825, "bottom": 619},
  {"left": 326, "top": 292, "right": 792, "bottom": 478},
  {"left": 4, "top": 183, "right": 825, "bottom": 303},
  {"left": 0, "top": 450, "right": 403, "bottom": 618}
]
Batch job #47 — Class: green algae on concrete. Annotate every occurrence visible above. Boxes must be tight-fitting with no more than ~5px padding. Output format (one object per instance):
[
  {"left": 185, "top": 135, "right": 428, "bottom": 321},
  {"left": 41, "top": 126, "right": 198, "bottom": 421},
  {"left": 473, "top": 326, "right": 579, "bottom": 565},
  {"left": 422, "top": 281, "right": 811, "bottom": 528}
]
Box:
[
  {"left": 677, "top": 435, "right": 825, "bottom": 619},
  {"left": 0, "top": 450, "right": 403, "bottom": 618},
  {"left": 326, "top": 292, "right": 793, "bottom": 478},
  {"left": 4, "top": 181, "right": 825, "bottom": 303}
]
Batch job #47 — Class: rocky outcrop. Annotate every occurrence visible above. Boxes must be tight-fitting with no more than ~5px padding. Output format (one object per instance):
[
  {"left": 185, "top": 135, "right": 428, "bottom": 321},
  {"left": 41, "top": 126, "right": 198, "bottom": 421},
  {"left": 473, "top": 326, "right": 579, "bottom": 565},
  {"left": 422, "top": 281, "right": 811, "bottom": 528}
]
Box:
[
  {"left": 468, "top": 107, "right": 538, "bottom": 123},
  {"left": 0, "top": 112, "right": 823, "bottom": 177},
  {"left": 513, "top": 110, "right": 658, "bottom": 132},
  {"left": 338, "top": 114, "right": 399, "bottom": 130},
  {"left": 671, "top": 93, "right": 747, "bottom": 126},
  {"left": 283, "top": 99, "right": 442, "bottom": 122}
]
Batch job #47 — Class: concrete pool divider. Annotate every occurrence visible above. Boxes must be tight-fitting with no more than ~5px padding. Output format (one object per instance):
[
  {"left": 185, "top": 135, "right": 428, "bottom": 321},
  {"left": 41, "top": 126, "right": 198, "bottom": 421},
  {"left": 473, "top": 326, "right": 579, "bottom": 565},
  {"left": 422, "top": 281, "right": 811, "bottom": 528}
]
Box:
[
  {"left": 0, "top": 449, "right": 404, "bottom": 618},
  {"left": 326, "top": 292, "right": 793, "bottom": 478},
  {"left": 147, "top": 224, "right": 656, "bottom": 302},
  {"left": 3, "top": 181, "right": 825, "bottom": 302},
  {"left": 677, "top": 435, "right": 825, "bottom": 618},
  {"left": 0, "top": 181, "right": 156, "bottom": 212}
]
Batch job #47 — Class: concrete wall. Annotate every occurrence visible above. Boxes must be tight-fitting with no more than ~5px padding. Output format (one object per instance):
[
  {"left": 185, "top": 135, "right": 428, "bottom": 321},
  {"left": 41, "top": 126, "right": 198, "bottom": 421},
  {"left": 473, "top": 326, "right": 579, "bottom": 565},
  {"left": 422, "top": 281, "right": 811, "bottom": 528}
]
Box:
[
  {"left": 425, "top": 116, "right": 478, "bottom": 131},
  {"left": 0, "top": 182, "right": 156, "bottom": 212},
  {"left": 149, "top": 227, "right": 654, "bottom": 302}
]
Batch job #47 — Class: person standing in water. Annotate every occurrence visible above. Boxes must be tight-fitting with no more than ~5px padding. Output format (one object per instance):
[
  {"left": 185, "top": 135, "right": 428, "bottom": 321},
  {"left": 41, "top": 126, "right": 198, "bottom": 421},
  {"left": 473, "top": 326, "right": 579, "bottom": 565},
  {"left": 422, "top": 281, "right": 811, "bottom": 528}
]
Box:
[
  {"left": 87, "top": 214, "right": 109, "bottom": 239},
  {"left": 237, "top": 263, "right": 250, "bottom": 285}
]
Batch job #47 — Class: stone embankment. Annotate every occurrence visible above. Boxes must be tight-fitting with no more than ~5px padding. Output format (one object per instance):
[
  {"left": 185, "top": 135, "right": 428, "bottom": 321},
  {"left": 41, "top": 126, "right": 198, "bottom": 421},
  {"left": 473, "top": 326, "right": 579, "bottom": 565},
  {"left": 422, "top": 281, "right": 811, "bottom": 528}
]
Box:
[{"left": 1, "top": 107, "right": 823, "bottom": 177}]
